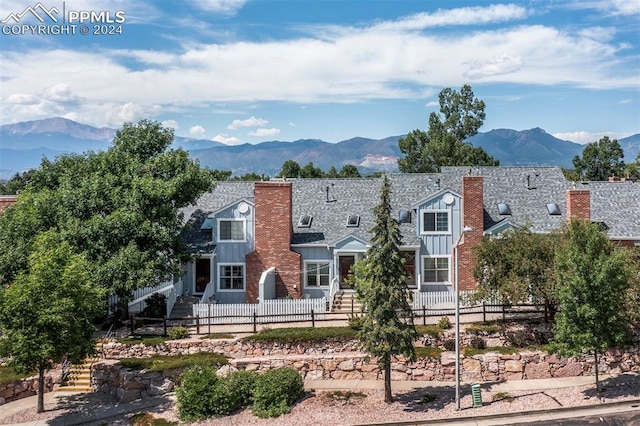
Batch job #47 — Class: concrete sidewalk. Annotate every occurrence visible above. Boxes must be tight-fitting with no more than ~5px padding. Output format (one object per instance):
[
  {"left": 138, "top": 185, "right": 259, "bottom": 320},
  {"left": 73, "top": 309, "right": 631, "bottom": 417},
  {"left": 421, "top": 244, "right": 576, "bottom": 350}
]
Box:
[{"left": 1, "top": 374, "right": 639, "bottom": 426}]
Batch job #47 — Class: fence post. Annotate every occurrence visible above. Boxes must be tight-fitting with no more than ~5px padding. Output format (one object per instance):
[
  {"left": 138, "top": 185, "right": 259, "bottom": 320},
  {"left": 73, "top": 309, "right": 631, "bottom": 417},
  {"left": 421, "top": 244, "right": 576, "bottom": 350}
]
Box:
[
  {"left": 422, "top": 305, "right": 426, "bottom": 326},
  {"left": 483, "top": 302, "right": 486, "bottom": 323},
  {"left": 163, "top": 315, "right": 167, "bottom": 337},
  {"left": 253, "top": 310, "right": 257, "bottom": 333},
  {"left": 208, "top": 303, "right": 212, "bottom": 335},
  {"left": 130, "top": 314, "right": 135, "bottom": 335},
  {"left": 196, "top": 315, "right": 200, "bottom": 335},
  {"left": 311, "top": 309, "right": 315, "bottom": 328},
  {"left": 351, "top": 296, "right": 354, "bottom": 315}
]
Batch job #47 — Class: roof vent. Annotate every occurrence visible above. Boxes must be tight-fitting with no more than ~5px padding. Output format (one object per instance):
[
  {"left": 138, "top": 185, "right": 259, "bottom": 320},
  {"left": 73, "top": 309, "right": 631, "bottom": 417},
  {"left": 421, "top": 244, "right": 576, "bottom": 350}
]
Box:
[
  {"left": 297, "top": 215, "right": 312, "bottom": 228},
  {"left": 497, "top": 203, "right": 511, "bottom": 215},
  {"left": 435, "top": 178, "right": 441, "bottom": 190},
  {"left": 346, "top": 214, "right": 360, "bottom": 227},
  {"left": 546, "top": 203, "right": 561, "bottom": 215},
  {"left": 398, "top": 210, "right": 411, "bottom": 224},
  {"left": 325, "top": 184, "right": 337, "bottom": 203}
]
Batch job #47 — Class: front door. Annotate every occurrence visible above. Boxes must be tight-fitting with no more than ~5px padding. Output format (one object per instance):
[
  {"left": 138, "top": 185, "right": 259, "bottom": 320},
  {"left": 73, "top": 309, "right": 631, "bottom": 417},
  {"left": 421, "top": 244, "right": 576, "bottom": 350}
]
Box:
[
  {"left": 195, "top": 258, "right": 211, "bottom": 294},
  {"left": 339, "top": 255, "right": 356, "bottom": 289}
]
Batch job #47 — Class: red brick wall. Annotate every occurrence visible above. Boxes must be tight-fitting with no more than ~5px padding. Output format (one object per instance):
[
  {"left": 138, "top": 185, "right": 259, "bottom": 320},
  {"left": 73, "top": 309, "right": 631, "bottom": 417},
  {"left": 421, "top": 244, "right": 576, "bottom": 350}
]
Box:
[
  {"left": 245, "top": 182, "right": 301, "bottom": 303},
  {"left": 0, "top": 196, "right": 17, "bottom": 214},
  {"left": 566, "top": 190, "right": 590, "bottom": 221},
  {"left": 458, "top": 176, "right": 484, "bottom": 291}
]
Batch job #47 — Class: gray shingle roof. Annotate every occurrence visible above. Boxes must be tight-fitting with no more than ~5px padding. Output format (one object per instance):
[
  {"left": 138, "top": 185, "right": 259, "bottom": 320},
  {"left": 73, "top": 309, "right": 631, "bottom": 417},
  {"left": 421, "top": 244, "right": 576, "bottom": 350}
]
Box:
[{"left": 180, "top": 168, "right": 640, "bottom": 252}]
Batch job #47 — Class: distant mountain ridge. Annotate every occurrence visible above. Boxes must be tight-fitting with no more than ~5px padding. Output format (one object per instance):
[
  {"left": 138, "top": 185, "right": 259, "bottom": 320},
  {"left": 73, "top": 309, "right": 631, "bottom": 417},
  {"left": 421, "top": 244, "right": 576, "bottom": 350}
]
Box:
[{"left": 1, "top": 117, "right": 638, "bottom": 180}]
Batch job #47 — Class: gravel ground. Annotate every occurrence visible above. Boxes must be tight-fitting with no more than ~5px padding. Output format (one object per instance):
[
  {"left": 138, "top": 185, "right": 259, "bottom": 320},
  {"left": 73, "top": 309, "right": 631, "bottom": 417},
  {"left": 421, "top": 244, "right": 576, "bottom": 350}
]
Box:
[{"left": 2, "top": 374, "right": 639, "bottom": 426}]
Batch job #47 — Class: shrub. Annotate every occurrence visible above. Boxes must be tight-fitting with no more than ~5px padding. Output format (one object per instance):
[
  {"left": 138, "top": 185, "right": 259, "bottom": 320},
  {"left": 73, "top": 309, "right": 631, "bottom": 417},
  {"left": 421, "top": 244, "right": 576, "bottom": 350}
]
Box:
[
  {"left": 348, "top": 314, "right": 365, "bottom": 330},
  {"left": 443, "top": 338, "right": 456, "bottom": 351},
  {"left": 176, "top": 365, "right": 219, "bottom": 422},
  {"left": 209, "top": 377, "right": 243, "bottom": 417},
  {"left": 168, "top": 325, "right": 190, "bottom": 340},
  {"left": 437, "top": 316, "right": 451, "bottom": 329},
  {"left": 470, "top": 336, "right": 486, "bottom": 350},
  {"left": 227, "top": 370, "right": 259, "bottom": 406},
  {"left": 142, "top": 293, "right": 167, "bottom": 319},
  {"left": 252, "top": 367, "right": 305, "bottom": 418}
]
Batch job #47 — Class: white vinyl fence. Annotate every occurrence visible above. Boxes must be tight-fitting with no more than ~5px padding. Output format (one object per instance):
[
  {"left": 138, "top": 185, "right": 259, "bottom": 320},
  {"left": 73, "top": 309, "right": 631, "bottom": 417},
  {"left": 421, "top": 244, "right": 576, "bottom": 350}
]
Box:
[
  {"left": 193, "top": 297, "right": 328, "bottom": 325},
  {"left": 411, "top": 290, "right": 503, "bottom": 315}
]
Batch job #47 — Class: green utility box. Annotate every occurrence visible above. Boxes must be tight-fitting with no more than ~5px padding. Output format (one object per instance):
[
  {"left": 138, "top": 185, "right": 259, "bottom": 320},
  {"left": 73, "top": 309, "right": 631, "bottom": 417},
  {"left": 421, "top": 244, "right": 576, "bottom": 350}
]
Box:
[{"left": 471, "top": 383, "right": 483, "bottom": 408}]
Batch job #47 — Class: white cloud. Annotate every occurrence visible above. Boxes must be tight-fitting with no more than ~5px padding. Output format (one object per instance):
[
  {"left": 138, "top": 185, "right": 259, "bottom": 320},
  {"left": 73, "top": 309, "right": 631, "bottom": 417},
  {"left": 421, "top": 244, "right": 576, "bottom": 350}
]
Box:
[
  {"left": 248, "top": 128, "right": 280, "bottom": 137},
  {"left": 162, "top": 119, "right": 179, "bottom": 130},
  {"left": 552, "top": 131, "right": 617, "bottom": 144},
  {"left": 212, "top": 133, "right": 243, "bottom": 145},
  {"left": 289, "top": 122, "right": 296, "bottom": 127},
  {"left": 42, "top": 83, "right": 82, "bottom": 103},
  {"left": 190, "top": 125, "right": 206, "bottom": 136},
  {"left": 227, "top": 116, "right": 268, "bottom": 130},
  {"left": 464, "top": 54, "right": 523, "bottom": 79},
  {"left": 188, "top": 0, "right": 247, "bottom": 15},
  {"left": 425, "top": 101, "right": 439, "bottom": 108}
]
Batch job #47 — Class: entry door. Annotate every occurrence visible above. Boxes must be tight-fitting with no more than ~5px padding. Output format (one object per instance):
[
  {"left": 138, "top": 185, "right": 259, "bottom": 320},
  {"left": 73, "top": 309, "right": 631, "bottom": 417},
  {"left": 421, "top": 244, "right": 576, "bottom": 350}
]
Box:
[
  {"left": 339, "top": 255, "right": 356, "bottom": 289},
  {"left": 195, "top": 258, "right": 211, "bottom": 294}
]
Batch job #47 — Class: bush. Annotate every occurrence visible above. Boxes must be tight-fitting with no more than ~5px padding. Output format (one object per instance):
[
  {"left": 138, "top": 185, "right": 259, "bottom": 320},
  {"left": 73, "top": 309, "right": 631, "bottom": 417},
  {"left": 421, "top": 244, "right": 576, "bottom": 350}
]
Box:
[
  {"left": 209, "top": 377, "right": 243, "bottom": 417},
  {"left": 176, "top": 365, "right": 220, "bottom": 422},
  {"left": 252, "top": 368, "right": 305, "bottom": 418},
  {"left": 227, "top": 370, "right": 258, "bottom": 406},
  {"left": 142, "top": 293, "right": 167, "bottom": 319},
  {"left": 470, "top": 336, "right": 486, "bottom": 350},
  {"left": 443, "top": 338, "right": 456, "bottom": 351},
  {"left": 168, "top": 325, "right": 190, "bottom": 340},
  {"left": 437, "top": 316, "right": 451, "bottom": 329},
  {"left": 348, "top": 314, "right": 365, "bottom": 330}
]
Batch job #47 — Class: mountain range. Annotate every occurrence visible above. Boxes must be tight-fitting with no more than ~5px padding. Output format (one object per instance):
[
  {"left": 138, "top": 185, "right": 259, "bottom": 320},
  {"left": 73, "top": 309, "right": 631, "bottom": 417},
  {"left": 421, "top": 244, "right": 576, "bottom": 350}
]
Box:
[{"left": 1, "top": 117, "right": 638, "bottom": 180}]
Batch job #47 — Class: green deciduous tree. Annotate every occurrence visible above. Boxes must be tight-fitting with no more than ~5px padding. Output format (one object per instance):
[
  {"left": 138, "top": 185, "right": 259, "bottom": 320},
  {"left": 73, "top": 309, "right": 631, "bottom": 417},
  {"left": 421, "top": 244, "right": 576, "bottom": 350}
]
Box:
[
  {"left": 0, "top": 231, "right": 104, "bottom": 413},
  {"left": 472, "top": 227, "right": 558, "bottom": 320},
  {"left": 358, "top": 176, "right": 418, "bottom": 403},
  {"left": 572, "top": 136, "right": 625, "bottom": 181},
  {"left": 551, "top": 220, "right": 633, "bottom": 392},
  {"left": 398, "top": 85, "right": 498, "bottom": 173},
  {"left": 299, "top": 162, "right": 323, "bottom": 178},
  {"left": 339, "top": 164, "right": 361, "bottom": 178},
  {"left": 278, "top": 160, "right": 301, "bottom": 178},
  {"left": 0, "top": 120, "right": 214, "bottom": 300}
]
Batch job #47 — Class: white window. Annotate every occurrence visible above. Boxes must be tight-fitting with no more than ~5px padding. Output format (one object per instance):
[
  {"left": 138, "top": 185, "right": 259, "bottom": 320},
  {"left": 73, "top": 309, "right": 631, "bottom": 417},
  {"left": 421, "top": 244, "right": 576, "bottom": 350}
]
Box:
[
  {"left": 422, "top": 256, "right": 450, "bottom": 284},
  {"left": 218, "top": 264, "right": 245, "bottom": 291},
  {"left": 217, "top": 219, "right": 245, "bottom": 242},
  {"left": 422, "top": 210, "right": 450, "bottom": 234},
  {"left": 305, "top": 262, "right": 330, "bottom": 287}
]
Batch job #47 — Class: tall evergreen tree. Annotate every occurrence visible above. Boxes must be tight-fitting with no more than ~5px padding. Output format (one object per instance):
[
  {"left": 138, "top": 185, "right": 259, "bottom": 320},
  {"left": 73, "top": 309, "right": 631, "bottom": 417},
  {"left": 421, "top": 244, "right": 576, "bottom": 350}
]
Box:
[
  {"left": 572, "top": 136, "right": 625, "bottom": 181},
  {"left": 358, "top": 176, "right": 418, "bottom": 403}
]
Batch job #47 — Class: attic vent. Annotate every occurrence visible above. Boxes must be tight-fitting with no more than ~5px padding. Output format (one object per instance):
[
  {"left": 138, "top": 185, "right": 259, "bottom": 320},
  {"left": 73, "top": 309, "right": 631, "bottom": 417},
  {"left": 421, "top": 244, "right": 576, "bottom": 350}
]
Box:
[
  {"left": 497, "top": 203, "right": 511, "bottom": 215},
  {"left": 398, "top": 210, "right": 411, "bottom": 224},
  {"left": 546, "top": 203, "right": 561, "bottom": 215},
  {"left": 346, "top": 214, "right": 360, "bottom": 227},
  {"left": 298, "top": 215, "right": 312, "bottom": 228},
  {"left": 200, "top": 217, "right": 214, "bottom": 231}
]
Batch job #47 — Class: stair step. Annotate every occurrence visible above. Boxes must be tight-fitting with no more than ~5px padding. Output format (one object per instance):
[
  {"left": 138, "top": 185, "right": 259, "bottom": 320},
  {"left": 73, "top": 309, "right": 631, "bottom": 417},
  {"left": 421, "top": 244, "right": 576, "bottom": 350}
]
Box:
[{"left": 58, "top": 385, "right": 93, "bottom": 392}]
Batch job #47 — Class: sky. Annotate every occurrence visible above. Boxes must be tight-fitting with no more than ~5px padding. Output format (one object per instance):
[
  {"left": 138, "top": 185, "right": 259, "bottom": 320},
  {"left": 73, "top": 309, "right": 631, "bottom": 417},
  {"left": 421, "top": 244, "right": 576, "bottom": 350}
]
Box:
[{"left": 0, "top": 0, "right": 638, "bottom": 146}]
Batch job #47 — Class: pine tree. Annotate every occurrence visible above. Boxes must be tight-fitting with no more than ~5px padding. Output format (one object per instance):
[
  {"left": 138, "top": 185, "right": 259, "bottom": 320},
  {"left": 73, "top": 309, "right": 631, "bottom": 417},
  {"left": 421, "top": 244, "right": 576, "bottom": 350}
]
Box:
[{"left": 358, "top": 176, "right": 418, "bottom": 403}]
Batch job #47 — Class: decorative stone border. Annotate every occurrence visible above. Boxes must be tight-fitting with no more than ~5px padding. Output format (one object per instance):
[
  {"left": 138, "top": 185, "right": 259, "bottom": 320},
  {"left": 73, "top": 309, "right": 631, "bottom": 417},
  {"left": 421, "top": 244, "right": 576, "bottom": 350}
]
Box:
[{"left": 0, "top": 373, "right": 58, "bottom": 405}]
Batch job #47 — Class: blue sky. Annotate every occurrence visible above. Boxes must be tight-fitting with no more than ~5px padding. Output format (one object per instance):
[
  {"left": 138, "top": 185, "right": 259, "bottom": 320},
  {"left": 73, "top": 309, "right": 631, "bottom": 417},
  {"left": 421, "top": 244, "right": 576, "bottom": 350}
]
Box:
[{"left": 1, "top": 0, "right": 638, "bottom": 145}]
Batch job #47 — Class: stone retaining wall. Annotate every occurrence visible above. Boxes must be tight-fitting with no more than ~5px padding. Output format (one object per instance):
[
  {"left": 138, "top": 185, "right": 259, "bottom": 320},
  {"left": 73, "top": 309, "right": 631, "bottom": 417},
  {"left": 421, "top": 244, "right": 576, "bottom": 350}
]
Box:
[
  {"left": 0, "top": 374, "right": 56, "bottom": 405},
  {"left": 95, "top": 335, "right": 640, "bottom": 402}
]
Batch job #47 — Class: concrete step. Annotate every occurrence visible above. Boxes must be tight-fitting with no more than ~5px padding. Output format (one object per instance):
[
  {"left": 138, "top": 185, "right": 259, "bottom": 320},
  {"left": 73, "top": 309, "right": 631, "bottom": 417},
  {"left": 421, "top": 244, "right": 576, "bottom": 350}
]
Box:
[{"left": 58, "top": 385, "right": 93, "bottom": 392}]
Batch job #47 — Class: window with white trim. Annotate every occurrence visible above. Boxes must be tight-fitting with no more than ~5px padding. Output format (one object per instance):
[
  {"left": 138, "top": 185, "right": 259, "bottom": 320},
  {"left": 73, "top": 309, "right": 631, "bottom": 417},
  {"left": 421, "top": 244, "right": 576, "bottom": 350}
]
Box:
[
  {"left": 423, "top": 256, "right": 450, "bottom": 283},
  {"left": 219, "top": 264, "right": 245, "bottom": 290},
  {"left": 218, "top": 219, "right": 245, "bottom": 242},
  {"left": 422, "top": 210, "right": 449, "bottom": 233},
  {"left": 305, "top": 262, "right": 330, "bottom": 287}
]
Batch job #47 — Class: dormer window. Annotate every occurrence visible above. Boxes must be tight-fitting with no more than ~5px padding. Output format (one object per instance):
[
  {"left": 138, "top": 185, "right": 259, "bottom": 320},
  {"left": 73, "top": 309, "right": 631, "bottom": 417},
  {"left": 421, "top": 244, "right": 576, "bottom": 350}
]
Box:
[
  {"left": 546, "top": 203, "right": 561, "bottom": 216},
  {"left": 497, "top": 203, "right": 511, "bottom": 215},
  {"left": 422, "top": 210, "right": 449, "bottom": 233},
  {"left": 346, "top": 214, "right": 360, "bottom": 227},
  {"left": 298, "top": 214, "right": 312, "bottom": 228}
]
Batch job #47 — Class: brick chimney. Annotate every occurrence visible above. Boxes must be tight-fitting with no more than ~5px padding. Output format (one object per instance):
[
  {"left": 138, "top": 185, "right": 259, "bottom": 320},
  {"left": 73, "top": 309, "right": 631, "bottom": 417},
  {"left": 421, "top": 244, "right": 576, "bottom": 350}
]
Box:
[
  {"left": 245, "top": 182, "right": 301, "bottom": 303},
  {"left": 457, "top": 176, "right": 484, "bottom": 291},
  {"left": 566, "top": 189, "right": 590, "bottom": 221}
]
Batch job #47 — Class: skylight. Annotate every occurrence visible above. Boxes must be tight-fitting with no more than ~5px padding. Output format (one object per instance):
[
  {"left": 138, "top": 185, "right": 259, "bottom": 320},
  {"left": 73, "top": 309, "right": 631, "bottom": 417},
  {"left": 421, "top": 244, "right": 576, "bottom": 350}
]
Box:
[
  {"left": 297, "top": 214, "right": 312, "bottom": 228},
  {"left": 547, "top": 203, "right": 561, "bottom": 215},
  {"left": 497, "top": 203, "right": 511, "bottom": 215},
  {"left": 346, "top": 214, "right": 360, "bottom": 227}
]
